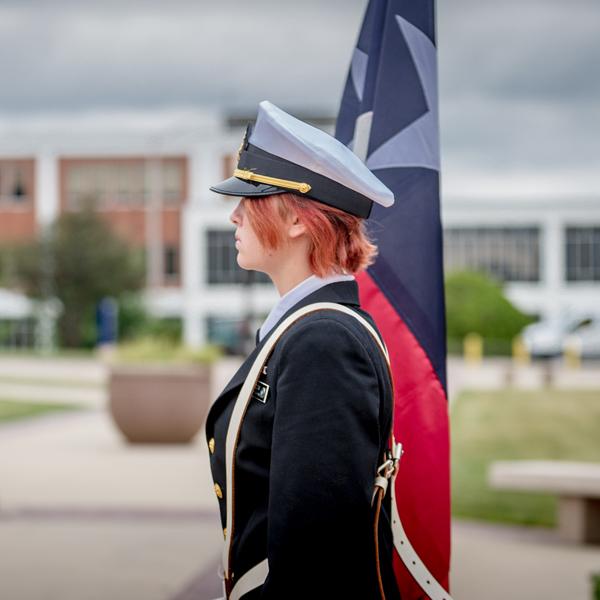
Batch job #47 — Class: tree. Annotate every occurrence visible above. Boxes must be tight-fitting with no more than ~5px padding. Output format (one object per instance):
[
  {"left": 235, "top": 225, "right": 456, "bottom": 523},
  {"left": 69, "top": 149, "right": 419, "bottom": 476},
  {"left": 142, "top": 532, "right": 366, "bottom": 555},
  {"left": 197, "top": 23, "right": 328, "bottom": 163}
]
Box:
[{"left": 9, "top": 204, "right": 146, "bottom": 348}]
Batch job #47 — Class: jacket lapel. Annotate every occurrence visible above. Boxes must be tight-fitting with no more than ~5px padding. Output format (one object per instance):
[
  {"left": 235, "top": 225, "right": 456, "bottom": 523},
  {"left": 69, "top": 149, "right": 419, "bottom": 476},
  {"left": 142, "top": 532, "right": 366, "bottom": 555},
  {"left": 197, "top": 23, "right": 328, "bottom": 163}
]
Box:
[{"left": 212, "top": 279, "right": 361, "bottom": 402}]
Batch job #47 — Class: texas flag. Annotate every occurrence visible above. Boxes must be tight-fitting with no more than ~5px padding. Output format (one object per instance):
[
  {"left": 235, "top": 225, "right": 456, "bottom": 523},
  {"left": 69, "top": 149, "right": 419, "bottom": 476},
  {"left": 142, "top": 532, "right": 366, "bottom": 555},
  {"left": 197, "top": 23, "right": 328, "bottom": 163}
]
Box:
[{"left": 335, "top": 0, "right": 451, "bottom": 597}]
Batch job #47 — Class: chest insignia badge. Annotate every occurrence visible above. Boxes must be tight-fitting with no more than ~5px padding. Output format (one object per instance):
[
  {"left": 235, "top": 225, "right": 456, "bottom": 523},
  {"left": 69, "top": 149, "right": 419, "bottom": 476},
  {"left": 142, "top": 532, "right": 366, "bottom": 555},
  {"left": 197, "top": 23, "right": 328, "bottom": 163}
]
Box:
[{"left": 252, "top": 380, "right": 270, "bottom": 404}]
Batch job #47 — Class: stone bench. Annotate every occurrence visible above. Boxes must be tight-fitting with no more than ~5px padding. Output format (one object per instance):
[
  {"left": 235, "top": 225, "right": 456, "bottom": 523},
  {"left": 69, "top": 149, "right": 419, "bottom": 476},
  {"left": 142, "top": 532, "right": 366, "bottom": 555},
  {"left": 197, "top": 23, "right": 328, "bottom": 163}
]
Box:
[{"left": 488, "top": 460, "right": 600, "bottom": 544}]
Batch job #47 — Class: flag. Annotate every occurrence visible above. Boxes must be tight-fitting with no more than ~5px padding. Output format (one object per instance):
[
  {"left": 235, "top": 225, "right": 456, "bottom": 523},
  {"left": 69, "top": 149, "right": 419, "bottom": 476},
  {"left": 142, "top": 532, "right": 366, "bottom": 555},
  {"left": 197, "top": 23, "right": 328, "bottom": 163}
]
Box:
[{"left": 335, "top": 1, "right": 451, "bottom": 597}]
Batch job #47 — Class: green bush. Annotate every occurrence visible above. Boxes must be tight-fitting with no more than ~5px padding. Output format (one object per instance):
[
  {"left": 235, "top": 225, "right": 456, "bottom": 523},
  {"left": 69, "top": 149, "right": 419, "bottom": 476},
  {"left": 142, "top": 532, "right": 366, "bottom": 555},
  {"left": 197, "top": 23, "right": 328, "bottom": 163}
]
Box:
[
  {"left": 0, "top": 399, "right": 85, "bottom": 423},
  {"left": 116, "top": 293, "right": 182, "bottom": 343},
  {"left": 114, "top": 336, "right": 223, "bottom": 365},
  {"left": 75, "top": 293, "right": 183, "bottom": 348},
  {"left": 140, "top": 317, "right": 182, "bottom": 343},
  {"left": 445, "top": 270, "right": 536, "bottom": 351},
  {"left": 116, "top": 293, "right": 150, "bottom": 341}
]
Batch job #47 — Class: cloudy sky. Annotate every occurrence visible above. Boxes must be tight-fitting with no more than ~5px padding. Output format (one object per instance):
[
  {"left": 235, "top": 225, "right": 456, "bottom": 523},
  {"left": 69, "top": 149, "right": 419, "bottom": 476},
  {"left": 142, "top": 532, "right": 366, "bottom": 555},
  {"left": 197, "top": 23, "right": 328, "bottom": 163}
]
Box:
[{"left": 1, "top": 0, "right": 599, "bottom": 196}]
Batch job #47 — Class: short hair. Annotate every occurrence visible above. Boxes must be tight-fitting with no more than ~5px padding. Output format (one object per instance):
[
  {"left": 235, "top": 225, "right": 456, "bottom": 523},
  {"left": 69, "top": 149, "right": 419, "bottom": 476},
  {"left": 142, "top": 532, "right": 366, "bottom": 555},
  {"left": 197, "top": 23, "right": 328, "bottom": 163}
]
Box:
[{"left": 241, "top": 193, "right": 378, "bottom": 277}]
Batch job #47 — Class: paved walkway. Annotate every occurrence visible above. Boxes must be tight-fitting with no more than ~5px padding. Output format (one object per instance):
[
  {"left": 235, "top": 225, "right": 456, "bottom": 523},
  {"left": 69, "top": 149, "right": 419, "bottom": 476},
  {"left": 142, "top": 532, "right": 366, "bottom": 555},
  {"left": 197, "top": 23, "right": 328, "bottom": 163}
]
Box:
[
  {"left": 450, "top": 520, "right": 600, "bottom": 600},
  {"left": 0, "top": 409, "right": 225, "bottom": 600},
  {"left": 0, "top": 355, "right": 599, "bottom": 599}
]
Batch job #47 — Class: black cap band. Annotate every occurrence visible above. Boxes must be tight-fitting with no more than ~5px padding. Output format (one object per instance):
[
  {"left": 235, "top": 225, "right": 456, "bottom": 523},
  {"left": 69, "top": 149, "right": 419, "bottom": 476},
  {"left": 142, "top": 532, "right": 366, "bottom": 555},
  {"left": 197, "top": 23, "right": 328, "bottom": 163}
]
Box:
[{"left": 237, "top": 144, "right": 373, "bottom": 219}]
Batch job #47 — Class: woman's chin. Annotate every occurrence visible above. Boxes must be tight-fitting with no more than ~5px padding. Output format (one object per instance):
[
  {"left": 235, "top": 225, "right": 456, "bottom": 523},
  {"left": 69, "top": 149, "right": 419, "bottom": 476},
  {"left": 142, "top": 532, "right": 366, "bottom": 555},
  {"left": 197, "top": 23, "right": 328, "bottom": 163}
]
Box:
[
  {"left": 237, "top": 258, "right": 265, "bottom": 274},
  {"left": 236, "top": 256, "right": 255, "bottom": 271}
]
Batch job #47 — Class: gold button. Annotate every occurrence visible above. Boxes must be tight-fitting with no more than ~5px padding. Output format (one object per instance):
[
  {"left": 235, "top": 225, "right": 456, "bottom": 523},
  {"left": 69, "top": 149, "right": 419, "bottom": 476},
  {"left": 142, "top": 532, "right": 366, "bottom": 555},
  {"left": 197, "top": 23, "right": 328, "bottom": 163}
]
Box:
[
  {"left": 214, "top": 483, "right": 223, "bottom": 499},
  {"left": 208, "top": 438, "right": 215, "bottom": 454},
  {"left": 223, "top": 527, "right": 227, "bottom": 539}
]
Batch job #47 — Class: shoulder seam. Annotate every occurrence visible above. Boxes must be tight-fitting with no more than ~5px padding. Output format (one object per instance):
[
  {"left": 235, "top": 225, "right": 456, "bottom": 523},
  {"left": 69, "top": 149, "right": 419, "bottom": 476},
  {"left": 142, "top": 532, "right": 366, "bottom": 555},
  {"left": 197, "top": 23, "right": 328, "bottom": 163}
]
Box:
[{"left": 273, "top": 312, "right": 381, "bottom": 382}]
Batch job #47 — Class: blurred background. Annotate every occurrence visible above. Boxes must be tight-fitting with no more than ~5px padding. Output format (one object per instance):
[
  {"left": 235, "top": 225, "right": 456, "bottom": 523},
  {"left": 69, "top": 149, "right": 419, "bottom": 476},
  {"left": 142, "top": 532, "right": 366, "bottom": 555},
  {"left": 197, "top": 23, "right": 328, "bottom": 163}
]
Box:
[{"left": 0, "top": 1, "right": 599, "bottom": 599}]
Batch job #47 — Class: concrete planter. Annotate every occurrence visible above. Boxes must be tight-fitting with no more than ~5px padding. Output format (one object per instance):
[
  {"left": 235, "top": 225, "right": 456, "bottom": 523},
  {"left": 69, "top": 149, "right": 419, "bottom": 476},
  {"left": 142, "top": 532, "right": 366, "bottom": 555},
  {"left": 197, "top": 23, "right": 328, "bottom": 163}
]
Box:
[{"left": 108, "top": 363, "right": 212, "bottom": 444}]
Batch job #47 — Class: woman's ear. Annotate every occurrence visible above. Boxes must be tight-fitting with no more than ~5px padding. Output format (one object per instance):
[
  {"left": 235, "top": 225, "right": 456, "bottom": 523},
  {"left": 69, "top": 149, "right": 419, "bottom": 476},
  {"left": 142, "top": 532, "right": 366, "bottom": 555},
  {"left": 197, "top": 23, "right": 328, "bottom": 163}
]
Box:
[{"left": 287, "top": 211, "right": 307, "bottom": 240}]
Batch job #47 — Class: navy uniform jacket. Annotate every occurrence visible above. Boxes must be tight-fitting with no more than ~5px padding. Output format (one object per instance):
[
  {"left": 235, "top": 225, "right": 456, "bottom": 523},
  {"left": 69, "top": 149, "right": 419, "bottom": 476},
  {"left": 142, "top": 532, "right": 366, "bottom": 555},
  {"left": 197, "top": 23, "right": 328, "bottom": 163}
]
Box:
[{"left": 205, "top": 279, "right": 402, "bottom": 599}]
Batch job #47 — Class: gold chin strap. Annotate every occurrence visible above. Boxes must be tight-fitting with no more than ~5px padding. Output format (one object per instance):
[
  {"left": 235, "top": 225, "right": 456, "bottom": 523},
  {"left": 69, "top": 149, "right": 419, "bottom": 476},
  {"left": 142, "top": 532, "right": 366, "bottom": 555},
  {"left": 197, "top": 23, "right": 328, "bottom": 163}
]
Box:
[{"left": 233, "top": 168, "right": 312, "bottom": 194}]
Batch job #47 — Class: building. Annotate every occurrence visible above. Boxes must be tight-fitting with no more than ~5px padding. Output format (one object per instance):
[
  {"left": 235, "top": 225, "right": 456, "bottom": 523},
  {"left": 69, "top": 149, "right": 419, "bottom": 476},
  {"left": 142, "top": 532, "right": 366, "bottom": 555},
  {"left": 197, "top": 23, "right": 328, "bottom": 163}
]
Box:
[{"left": 0, "top": 108, "right": 599, "bottom": 351}]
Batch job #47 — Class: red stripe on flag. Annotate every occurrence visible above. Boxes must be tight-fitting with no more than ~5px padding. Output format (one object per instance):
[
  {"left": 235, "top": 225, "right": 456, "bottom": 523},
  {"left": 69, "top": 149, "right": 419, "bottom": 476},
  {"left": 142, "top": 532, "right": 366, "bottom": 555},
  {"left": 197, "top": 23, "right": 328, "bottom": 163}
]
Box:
[{"left": 358, "top": 270, "right": 451, "bottom": 599}]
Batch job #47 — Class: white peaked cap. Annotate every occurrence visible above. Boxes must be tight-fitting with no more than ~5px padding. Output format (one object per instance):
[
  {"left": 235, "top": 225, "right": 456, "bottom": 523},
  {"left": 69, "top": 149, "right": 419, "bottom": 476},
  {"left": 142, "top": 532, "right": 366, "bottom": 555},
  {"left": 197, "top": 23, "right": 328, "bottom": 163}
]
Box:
[
  {"left": 252, "top": 101, "right": 394, "bottom": 208},
  {"left": 209, "top": 100, "right": 395, "bottom": 218}
]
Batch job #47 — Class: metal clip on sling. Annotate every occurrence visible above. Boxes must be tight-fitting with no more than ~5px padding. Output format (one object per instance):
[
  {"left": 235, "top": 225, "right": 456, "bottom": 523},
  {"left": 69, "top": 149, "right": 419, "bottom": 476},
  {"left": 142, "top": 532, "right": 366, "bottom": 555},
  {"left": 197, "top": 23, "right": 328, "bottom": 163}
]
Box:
[{"left": 372, "top": 441, "right": 403, "bottom": 506}]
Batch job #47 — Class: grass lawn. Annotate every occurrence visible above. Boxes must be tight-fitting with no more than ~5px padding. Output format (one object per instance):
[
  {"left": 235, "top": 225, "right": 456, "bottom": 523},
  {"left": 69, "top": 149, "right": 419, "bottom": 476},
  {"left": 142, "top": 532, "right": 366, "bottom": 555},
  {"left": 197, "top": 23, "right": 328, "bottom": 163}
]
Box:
[
  {"left": 0, "top": 375, "right": 104, "bottom": 388},
  {"left": 0, "top": 399, "right": 85, "bottom": 423},
  {"left": 451, "top": 387, "right": 600, "bottom": 527},
  {"left": 0, "top": 348, "right": 96, "bottom": 359}
]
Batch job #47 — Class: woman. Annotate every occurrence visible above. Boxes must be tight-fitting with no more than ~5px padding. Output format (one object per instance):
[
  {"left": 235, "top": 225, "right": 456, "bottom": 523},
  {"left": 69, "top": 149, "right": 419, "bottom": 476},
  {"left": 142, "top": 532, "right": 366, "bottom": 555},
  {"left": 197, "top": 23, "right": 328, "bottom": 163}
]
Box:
[{"left": 205, "top": 101, "right": 401, "bottom": 600}]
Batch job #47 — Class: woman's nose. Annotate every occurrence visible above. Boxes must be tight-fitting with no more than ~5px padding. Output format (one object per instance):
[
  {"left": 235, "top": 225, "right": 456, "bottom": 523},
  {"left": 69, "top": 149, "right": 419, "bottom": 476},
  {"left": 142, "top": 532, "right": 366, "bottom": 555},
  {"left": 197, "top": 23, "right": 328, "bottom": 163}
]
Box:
[{"left": 229, "top": 200, "right": 243, "bottom": 225}]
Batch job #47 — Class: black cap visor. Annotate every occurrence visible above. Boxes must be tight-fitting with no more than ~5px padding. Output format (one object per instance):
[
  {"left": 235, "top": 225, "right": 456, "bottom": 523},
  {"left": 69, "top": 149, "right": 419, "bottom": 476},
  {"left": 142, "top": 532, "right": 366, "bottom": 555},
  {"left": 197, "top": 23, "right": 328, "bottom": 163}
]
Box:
[{"left": 209, "top": 176, "right": 288, "bottom": 198}]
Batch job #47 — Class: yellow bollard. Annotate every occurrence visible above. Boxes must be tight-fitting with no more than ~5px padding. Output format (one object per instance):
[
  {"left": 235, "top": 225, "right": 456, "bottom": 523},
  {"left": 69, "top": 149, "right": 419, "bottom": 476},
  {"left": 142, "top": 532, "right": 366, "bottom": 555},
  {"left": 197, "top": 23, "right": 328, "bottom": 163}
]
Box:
[
  {"left": 463, "top": 332, "right": 483, "bottom": 366},
  {"left": 563, "top": 339, "right": 581, "bottom": 369},
  {"left": 512, "top": 335, "right": 530, "bottom": 366}
]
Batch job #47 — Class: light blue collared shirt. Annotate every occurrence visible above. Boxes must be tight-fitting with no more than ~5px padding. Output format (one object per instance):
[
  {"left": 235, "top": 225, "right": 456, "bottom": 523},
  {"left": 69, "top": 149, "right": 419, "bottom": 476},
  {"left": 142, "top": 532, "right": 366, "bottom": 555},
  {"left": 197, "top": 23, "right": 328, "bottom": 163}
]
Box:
[{"left": 258, "top": 272, "right": 356, "bottom": 343}]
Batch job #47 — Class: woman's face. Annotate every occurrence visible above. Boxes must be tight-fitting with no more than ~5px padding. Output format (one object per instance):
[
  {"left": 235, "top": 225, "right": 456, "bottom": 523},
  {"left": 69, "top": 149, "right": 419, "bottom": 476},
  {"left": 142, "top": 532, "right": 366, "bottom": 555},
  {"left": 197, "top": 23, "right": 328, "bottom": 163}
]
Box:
[{"left": 229, "top": 198, "right": 269, "bottom": 272}]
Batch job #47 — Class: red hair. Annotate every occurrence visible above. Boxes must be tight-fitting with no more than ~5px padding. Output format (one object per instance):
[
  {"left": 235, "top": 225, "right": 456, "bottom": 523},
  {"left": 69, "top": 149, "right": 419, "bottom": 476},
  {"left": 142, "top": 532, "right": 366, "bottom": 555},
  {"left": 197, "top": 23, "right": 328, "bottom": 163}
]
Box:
[{"left": 242, "top": 193, "right": 378, "bottom": 278}]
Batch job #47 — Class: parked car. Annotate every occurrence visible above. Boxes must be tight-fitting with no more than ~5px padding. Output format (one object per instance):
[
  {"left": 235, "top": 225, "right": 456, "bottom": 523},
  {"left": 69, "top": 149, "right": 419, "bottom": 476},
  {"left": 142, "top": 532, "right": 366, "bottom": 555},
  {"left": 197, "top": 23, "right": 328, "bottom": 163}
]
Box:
[
  {"left": 521, "top": 313, "right": 597, "bottom": 358},
  {"left": 563, "top": 320, "right": 600, "bottom": 359}
]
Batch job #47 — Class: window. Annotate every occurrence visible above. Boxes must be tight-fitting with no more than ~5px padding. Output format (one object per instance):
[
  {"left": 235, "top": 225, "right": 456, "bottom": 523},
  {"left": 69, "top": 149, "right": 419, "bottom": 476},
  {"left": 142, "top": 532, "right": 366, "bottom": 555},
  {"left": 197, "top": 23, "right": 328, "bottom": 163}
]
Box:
[
  {"left": 164, "top": 245, "right": 179, "bottom": 278},
  {"left": 63, "top": 157, "right": 186, "bottom": 210},
  {"left": 566, "top": 227, "right": 600, "bottom": 282},
  {"left": 12, "top": 173, "right": 26, "bottom": 199},
  {"left": 162, "top": 160, "right": 184, "bottom": 203},
  {"left": 0, "top": 160, "right": 34, "bottom": 204},
  {"left": 206, "top": 229, "right": 271, "bottom": 285},
  {"left": 444, "top": 226, "right": 540, "bottom": 282}
]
